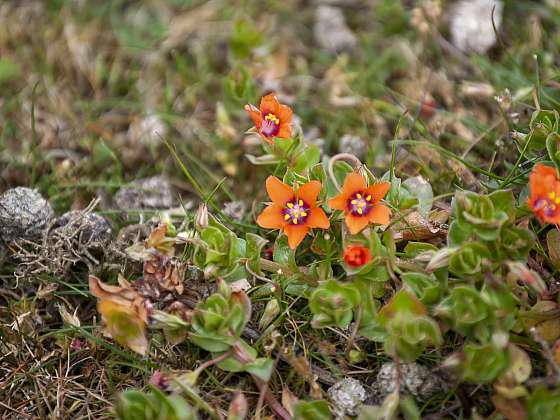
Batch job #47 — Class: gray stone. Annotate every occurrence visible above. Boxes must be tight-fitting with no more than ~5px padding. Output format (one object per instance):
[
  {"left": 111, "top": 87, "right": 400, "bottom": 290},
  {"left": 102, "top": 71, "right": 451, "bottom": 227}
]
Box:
[
  {"left": 114, "top": 176, "right": 174, "bottom": 210},
  {"left": 222, "top": 200, "right": 246, "bottom": 221},
  {"left": 314, "top": 6, "right": 357, "bottom": 54},
  {"left": 0, "top": 187, "right": 54, "bottom": 243},
  {"left": 53, "top": 211, "right": 112, "bottom": 245},
  {"left": 372, "top": 362, "right": 448, "bottom": 402},
  {"left": 339, "top": 134, "right": 367, "bottom": 160},
  {"left": 328, "top": 378, "right": 367, "bottom": 417}
]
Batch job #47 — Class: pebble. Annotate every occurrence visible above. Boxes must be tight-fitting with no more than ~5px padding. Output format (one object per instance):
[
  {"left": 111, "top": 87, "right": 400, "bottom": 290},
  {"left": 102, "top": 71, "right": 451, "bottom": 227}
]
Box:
[
  {"left": 113, "top": 176, "right": 174, "bottom": 210},
  {"left": 372, "top": 362, "right": 448, "bottom": 402},
  {"left": 0, "top": 187, "right": 54, "bottom": 243},
  {"left": 328, "top": 378, "right": 367, "bottom": 417}
]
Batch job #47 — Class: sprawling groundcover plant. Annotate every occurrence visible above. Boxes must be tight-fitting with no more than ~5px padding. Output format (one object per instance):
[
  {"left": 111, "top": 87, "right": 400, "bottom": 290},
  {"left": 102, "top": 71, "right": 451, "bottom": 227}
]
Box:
[{"left": 89, "top": 94, "right": 560, "bottom": 419}]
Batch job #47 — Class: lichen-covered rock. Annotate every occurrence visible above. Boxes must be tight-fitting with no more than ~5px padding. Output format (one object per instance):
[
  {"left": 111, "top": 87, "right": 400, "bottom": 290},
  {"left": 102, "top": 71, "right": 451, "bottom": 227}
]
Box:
[
  {"left": 53, "top": 211, "right": 112, "bottom": 246},
  {"left": 314, "top": 6, "right": 357, "bottom": 54},
  {"left": 450, "top": 0, "right": 503, "bottom": 54},
  {"left": 0, "top": 187, "right": 54, "bottom": 243},
  {"left": 328, "top": 378, "right": 367, "bottom": 417},
  {"left": 339, "top": 134, "right": 367, "bottom": 160},
  {"left": 372, "top": 362, "right": 449, "bottom": 402},
  {"left": 128, "top": 114, "right": 167, "bottom": 147},
  {"left": 113, "top": 176, "right": 174, "bottom": 210},
  {"left": 222, "top": 200, "right": 246, "bottom": 221}
]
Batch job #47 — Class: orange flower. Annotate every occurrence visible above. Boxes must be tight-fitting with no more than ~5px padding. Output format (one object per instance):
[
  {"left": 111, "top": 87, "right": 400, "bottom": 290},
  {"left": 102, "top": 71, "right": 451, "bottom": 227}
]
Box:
[
  {"left": 343, "top": 244, "right": 371, "bottom": 268},
  {"left": 257, "top": 176, "right": 330, "bottom": 249},
  {"left": 329, "top": 172, "right": 391, "bottom": 235},
  {"left": 528, "top": 163, "right": 560, "bottom": 224},
  {"left": 244, "top": 93, "right": 292, "bottom": 143}
]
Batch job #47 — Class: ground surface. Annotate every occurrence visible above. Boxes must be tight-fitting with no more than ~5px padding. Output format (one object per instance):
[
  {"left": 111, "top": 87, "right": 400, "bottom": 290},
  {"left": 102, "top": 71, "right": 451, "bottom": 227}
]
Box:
[{"left": 2, "top": 1, "right": 560, "bottom": 419}]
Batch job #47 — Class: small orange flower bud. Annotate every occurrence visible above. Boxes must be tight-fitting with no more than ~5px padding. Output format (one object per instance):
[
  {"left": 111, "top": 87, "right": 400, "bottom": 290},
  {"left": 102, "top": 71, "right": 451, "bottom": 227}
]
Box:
[{"left": 343, "top": 244, "right": 372, "bottom": 268}]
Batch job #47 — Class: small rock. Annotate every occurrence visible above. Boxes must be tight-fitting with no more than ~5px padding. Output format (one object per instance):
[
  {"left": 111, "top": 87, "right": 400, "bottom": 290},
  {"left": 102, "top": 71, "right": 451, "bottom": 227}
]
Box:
[
  {"left": 339, "top": 134, "right": 367, "bottom": 160},
  {"left": 128, "top": 113, "right": 167, "bottom": 147},
  {"left": 328, "top": 378, "right": 367, "bottom": 417},
  {"left": 53, "top": 211, "right": 112, "bottom": 245},
  {"left": 372, "top": 362, "right": 448, "bottom": 402},
  {"left": 222, "top": 201, "right": 246, "bottom": 221},
  {"left": 450, "top": 0, "right": 503, "bottom": 54},
  {"left": 0, "top": 187, "right": 54, "bottom": 243},
  {"left": 113, "top": 176, "right": 174, "bottom": 210},
  {"left": 314, "top": 6, "right": 357, "bottom": 54}
]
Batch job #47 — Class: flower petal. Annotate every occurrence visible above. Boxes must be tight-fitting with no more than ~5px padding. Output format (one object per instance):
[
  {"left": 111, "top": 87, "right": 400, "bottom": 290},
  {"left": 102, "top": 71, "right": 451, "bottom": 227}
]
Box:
[
  {"left": 368, "top": 204, "right": 391, "bottom": 225},
  {"left": 266, "top": 176, "right": 294, "bottom": 204},
  {"left": 530, "top": 164, "right": 558, "bottom": 198},
  {"left": 257, "top": 204, "right": 286, "bottom": 229},
  {"left": 278, "top": 104, "right": 293, "bottom": 124},
  {"left": 345, "top": 214, "right": 370, "bottom": 235},
  {"left": 296, "top": 180, "right": 322, "bottom": 206},
  {"left": 365, "top": 182, "right": 391, "bottom": 203},
  {"left": 284, "top": 225, "right": 309, "bottom": 249},
  {"left": 244, "top": 104, "right": 262, "bottom": 129},
  {"left": 341, "top": 172, "right": 367, "bottom": 196},
  {"left": 260, "top": 93, "right": 280, "bottom": 115},
  {"left": 306, "top": 207, "right": 330, "bottom": 229},
  {"left": 276, "top": 123, "right": 292, "bottom": 139},
  {"left": 328, "top": 193, "right": 350, "bottom": 211}
]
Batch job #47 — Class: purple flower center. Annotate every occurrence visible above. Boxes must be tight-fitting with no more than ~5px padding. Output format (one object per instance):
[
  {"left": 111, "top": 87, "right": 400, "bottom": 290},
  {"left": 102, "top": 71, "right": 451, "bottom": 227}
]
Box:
[
  {"left": 535, "top": 197, "right": 557, "bottom": 217},
  {"left": 283, "top": 199, "right": 309, "bottom": 225},
  {"left": 261, "top": 112, "right": 280, "bottom": 138},
  {"left": 348, "top": 192, "right": 372, "bottom": 216}
]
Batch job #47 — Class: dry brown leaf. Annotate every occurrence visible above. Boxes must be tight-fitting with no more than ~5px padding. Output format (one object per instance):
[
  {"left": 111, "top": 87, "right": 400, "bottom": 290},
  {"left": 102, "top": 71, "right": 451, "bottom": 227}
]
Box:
[{"left": 89, "top": 275, "right": 149, "bottom": 355}]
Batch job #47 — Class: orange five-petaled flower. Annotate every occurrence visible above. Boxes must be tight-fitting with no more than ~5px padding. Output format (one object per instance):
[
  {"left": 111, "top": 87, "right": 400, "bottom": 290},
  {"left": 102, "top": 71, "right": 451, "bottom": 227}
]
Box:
[
  {"left": 528, "top": 163, "right": 560, "bottom": 224},
  {"left": 329, "top": 172, "right": 391, "bottom": 234},
  {"left": 257, "top": 177, "right": 330, "bottom": 249},
  {"left": 245, "top": 93, "right": 292, "bottom": 143}
]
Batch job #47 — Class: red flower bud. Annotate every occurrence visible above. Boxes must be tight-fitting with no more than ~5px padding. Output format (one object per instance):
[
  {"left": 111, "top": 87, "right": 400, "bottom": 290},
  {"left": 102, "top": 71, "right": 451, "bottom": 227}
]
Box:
[{"left": 343, "top": 244, "right": 372, "bottom": 268}]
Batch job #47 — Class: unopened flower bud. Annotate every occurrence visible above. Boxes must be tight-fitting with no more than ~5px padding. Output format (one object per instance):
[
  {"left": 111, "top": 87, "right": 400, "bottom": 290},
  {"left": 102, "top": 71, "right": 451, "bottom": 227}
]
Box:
[{"left": 195, "top": 203, "right": 208, "bottom": 229}]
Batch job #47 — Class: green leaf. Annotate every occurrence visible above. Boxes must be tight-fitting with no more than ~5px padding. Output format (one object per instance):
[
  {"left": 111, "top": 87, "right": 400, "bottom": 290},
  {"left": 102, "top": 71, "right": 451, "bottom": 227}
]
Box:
[
  {"left": 293, "top": 400, "right": 332, "bottom": 420},
  {"left": 547, "top": 229, "right": 560, "bottom": 269},
  {"left": 294, "top": 144, "right": 321, "bottom": 174},
  {"left": 229, "top": 17, "right": 262, "bottom": 59},
  {"left": 0, "top": 58, "right": 21, "bottom": 84},
  {"left": 527, "top": 387, "right": 560, "bottom": 420},
  {"left": 309, "top": 280, "right": 361, "bottom": 328},
  {"left": 459, "top": 343, "right": 510, "bottom": 383},
  {"left": 401, "top": 272, "right": 441, "bottom": 305},
  {"left": 273, "top": 235, "right": 297, "bottom": 271},
  {"left": 449, "top": 243, "right": 491, "bottom": 276},
  {"left": 488, "top": 189, "right": 515, "bottom": 221},
  {"left": 245, "top": 357, "right": 274, "bottom": 381},
  {"left": 402, "top": 176, "right": 433, "bottom": 218},
  {"left": 546, "top": 132, "right": 560, "bottom": 175},
  {"left": 246, "top": 233, "right": 268, "bottom": 275}
]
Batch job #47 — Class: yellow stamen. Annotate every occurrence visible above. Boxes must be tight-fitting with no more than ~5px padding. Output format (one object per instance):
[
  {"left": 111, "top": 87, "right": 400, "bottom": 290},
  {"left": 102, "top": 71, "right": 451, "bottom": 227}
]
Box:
[
  {"left": 358, "top": 202, "right": 366, "bottom": 208},
  {"left": 285, "top": 214, "right": 291, "bottom": 220},
  {"left": 287, "top": 202, "right": 293, "bottom": 208},
  {"left": 555, "top": 198, "right": 560, "bottom": 205},
  {"left": 301, "top": 212, "right": 307, "bottom": 217},
  {"left": 298, "top": 200, "right": 303, "bottom": 207},
  {"left": 549, "top": 192, "right": 556, "bottom": 200},
  {"left": 265, "top": 113, "right": 280, "bottom": 124},
  {"left": 356, "top": 194, "right": 362, "bottom": 199},
  {"left": 357, "top": 208, "right": 363, "bottom": 215},
  {"left": 351, "top": 199, "right": 357, "bottom": 205},
  {"left": 366, "top": 195, "right": 372, "bottom": 201},
  {"left": 293, "top": 218, "right": 298, "bottom": 224}
]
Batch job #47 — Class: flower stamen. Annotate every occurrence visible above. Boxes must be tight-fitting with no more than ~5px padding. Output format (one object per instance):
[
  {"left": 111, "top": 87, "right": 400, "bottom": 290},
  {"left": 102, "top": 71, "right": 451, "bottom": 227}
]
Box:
[
  {"left": 283, "top": 199, "right": 310, "bottom": 225},
  {"left": 348, "top": 192, "right": 371, "bottom": 217}
]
